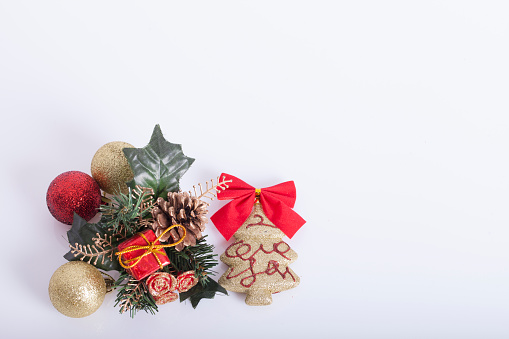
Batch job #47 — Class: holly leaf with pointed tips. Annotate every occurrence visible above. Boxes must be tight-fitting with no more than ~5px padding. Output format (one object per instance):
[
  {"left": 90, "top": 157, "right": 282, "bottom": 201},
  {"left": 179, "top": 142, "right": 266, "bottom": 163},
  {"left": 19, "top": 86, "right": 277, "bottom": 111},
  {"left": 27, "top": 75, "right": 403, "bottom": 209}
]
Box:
[
  {"left": 64, "top": 213, "right": 122, "bottom": 271},
  {"left": 123, "top": 125, "right": 195, "bottom": 199},
  {"left": 179, "top": 277, "right": 228, "bottom": 308}
]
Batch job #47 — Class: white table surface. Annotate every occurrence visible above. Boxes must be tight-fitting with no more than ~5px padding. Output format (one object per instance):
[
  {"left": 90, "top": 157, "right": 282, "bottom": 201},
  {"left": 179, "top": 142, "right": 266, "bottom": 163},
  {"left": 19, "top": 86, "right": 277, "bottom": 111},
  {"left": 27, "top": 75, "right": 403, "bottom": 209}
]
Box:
[{"left": 1, "top": 1, "right": 508, "bottom": 338}]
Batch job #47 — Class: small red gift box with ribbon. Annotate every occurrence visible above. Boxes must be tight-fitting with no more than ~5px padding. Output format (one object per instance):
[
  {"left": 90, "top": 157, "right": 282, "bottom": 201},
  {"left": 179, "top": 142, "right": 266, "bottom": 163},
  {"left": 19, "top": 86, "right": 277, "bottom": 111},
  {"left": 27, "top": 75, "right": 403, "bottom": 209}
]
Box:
[{"left": 116, "top": 226, "right": 186, "bottom": 280}]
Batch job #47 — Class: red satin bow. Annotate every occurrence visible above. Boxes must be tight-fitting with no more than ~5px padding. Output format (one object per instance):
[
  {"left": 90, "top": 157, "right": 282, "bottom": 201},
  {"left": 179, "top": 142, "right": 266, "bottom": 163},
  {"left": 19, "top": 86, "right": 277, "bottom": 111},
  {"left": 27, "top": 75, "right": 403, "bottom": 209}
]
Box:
[{"left": 210, "top": 173, "right": 306, "bottom": 240}]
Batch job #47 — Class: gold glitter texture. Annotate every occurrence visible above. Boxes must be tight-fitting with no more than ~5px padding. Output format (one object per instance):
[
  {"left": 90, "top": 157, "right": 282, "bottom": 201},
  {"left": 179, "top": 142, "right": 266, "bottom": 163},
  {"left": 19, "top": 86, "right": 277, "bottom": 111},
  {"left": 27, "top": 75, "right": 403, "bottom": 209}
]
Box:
[
  {"left": 91, "top": 141, "right": 134, "bottom": 194},
  {"left": 48, "top": 261, "right": 106, "bottom": 318},
  {"left": 219, "top": 203, "right": 300, "bottom": 306}
]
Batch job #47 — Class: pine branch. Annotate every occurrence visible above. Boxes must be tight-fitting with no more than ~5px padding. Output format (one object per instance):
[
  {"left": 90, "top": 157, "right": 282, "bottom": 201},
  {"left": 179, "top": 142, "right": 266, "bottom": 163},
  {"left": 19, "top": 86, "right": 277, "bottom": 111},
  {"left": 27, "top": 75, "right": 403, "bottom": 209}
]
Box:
[
  {"left": 114, "top": 271, "right": 158, "bottom": 318},
  {"left": 100, "top": 186, "right": 154, "bottom": 237},
  {"left": 189, "top": 175, "right": 232, "bottom": 201},
  {"left": 164, "top": 235, "right": 219, "bottom": 285},
  {"left": 164, "top": 236, "right": 226, "bottom": 308}
]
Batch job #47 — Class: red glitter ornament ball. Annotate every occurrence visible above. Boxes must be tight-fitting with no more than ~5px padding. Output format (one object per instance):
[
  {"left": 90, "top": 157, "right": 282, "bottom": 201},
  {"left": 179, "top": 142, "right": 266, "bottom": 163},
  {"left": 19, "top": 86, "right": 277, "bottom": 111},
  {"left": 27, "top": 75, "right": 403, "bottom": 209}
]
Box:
[{"left": 46, "top": 171, "right": 102, "bottom": 225}]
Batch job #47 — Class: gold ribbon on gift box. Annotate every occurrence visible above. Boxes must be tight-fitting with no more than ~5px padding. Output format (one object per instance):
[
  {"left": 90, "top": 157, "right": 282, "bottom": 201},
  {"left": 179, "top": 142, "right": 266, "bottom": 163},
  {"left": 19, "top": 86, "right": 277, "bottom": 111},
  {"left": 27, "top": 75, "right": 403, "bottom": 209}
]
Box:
[{"left": 116, "top": 224, "right": 186, "bottom": 270}]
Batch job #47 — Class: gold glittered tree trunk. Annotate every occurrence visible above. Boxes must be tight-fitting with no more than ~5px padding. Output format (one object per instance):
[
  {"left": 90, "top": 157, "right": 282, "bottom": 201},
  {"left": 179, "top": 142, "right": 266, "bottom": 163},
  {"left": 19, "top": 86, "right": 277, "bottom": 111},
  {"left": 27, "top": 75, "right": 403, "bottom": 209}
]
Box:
[{"left": 219, "top": 203, "right": 299, "bottom": 306}]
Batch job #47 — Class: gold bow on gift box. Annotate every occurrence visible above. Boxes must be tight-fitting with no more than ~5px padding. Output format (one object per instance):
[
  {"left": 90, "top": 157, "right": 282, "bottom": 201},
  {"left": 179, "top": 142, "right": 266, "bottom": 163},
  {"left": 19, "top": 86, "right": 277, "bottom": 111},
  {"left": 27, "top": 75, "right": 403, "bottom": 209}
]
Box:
[{"left": 116, "top": 224, "right": 187, "bottom": 270}]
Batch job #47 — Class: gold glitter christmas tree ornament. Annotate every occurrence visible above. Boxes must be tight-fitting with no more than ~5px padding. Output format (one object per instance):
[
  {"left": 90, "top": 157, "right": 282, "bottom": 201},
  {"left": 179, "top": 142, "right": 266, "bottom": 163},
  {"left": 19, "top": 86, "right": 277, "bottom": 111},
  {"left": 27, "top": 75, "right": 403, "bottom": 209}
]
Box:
[
  {"left": 218, "top": 203, "right": 300, "bottom": 305},
  {"left": 91, "top": 141, "right": 134, "bottom": 194},
  {"left": 210, "top": 173, "right": 306, "bottom": 306},
  {"left": 48, "top": 261, "right": 107, "bottom": 318}
]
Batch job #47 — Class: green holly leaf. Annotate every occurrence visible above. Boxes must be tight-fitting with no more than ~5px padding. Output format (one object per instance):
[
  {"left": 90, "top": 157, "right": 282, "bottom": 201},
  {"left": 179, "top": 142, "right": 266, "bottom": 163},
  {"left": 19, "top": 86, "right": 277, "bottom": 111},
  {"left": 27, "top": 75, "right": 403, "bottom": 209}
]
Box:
[
  {"left": 64, "top": 213, "right": 122, "bottom": 271},
  {"left": 123, "top": 125, "right": 195, "bottom": 199},
  {"left": 179, "top": 277, "right": 228, "bottom": 308}
]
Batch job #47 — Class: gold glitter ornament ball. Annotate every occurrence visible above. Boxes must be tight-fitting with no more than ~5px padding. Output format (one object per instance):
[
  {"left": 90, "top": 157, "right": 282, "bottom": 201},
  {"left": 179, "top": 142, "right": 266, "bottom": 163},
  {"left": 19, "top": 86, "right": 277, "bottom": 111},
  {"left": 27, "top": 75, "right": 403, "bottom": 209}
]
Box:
[
  {"left": 91, "top": 141, "right": 134, "bottom": 194},
  {"left": 48, "top": 261, "right": 106, "bottom": 318}
]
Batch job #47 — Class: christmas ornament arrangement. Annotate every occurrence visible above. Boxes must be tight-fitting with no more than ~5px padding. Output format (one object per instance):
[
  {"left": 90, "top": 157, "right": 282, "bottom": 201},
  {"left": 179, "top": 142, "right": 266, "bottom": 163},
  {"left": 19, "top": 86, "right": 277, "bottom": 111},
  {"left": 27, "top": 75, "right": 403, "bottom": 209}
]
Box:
[
  {"left": 47, "top": 124, "right": 306, "bottom": 318},
  {"left": 47, "top": 125, "right": 229, "bottom": 317}
]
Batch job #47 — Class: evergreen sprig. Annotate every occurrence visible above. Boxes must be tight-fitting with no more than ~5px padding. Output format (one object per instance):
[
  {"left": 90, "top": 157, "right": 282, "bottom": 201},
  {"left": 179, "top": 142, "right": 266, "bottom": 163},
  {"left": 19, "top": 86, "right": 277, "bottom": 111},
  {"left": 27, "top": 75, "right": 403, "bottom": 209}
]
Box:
[
  {"left": 100, "top": 187, "right": 152, "bottom": 237},
  {"left": 164, "top": 236, "right": 227, "bottom": 308},
  {"left": 114, "top": 271, "right": 158, "bottom": 318},
  {"left": 164, "top": 235, "right": 218, "bottom": 284}
]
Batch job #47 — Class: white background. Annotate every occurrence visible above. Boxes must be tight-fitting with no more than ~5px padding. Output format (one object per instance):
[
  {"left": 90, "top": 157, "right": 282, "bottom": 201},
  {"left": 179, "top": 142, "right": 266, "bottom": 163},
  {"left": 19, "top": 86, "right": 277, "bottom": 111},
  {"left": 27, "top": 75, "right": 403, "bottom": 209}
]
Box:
[{"left": 1, "top": 1, "right": 508, "bottom": 338}]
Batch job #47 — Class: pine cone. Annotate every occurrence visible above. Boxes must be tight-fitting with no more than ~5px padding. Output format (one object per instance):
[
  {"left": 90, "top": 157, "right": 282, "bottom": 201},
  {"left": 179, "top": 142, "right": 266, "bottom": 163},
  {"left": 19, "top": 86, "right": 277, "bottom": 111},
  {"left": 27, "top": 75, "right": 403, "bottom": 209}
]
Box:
[{"left": 151, "top": 192, "right": 208, "bottom": 251}]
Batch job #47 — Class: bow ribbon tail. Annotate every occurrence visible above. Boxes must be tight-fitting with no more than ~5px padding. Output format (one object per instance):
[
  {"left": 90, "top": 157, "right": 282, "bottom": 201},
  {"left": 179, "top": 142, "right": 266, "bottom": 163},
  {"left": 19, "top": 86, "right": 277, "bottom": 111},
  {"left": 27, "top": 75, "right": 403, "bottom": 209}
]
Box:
[
  {"left": 259, "top": 192, "right": 306, "bottom": 239},
  {"left": 211, "top": 192, "right": 256, "bottom": 240}
]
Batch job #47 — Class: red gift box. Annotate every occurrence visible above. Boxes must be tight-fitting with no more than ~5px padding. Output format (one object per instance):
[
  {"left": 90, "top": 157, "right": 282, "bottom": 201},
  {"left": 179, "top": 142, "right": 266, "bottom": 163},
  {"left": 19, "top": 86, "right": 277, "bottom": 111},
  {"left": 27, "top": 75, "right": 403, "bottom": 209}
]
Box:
[{"left": 117, "top": 229, "right": 171, "bottom": 280}]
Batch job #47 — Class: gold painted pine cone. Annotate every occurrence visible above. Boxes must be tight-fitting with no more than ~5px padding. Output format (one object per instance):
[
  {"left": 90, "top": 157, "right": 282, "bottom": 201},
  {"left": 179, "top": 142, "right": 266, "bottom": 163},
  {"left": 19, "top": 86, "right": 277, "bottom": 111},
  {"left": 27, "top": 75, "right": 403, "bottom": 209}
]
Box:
[{"left": 151, "top": 192, "right": 208, "bottom": 251}]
